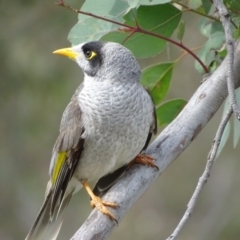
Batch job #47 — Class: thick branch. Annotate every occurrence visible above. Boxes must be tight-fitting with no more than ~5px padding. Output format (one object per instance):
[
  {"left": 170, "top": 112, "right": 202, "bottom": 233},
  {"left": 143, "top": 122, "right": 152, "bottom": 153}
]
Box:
[{"left": 70, "top": 39, "right": 240, "bottom": 240}]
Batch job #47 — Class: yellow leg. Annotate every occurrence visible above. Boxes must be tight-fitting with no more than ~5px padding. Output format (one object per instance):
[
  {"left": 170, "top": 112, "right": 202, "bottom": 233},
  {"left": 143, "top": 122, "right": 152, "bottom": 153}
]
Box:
[{"left": 81, "top": 181, "right": 118, "bottom": 221}]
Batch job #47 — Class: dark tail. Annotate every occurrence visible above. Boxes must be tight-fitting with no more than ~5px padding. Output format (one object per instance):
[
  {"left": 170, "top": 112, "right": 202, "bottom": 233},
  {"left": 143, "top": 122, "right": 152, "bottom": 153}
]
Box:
[{"left": 25, "top": 191, "right": 73, "bottom": 240}]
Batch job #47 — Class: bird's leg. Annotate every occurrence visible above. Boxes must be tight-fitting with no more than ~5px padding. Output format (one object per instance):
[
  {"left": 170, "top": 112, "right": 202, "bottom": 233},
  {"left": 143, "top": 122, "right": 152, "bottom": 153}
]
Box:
[
  {"left": 128, "top": 153, "right": 159, "bottom": 170},
  {"left": 81, "top": 181, "right": 118, "bottom": 221}
]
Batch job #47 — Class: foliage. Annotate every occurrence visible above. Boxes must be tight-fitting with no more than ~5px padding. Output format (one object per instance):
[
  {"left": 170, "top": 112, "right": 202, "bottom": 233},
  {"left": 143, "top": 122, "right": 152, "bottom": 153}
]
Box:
[{"left": 67, "top": 0, "right": 240, "bottom": 148}]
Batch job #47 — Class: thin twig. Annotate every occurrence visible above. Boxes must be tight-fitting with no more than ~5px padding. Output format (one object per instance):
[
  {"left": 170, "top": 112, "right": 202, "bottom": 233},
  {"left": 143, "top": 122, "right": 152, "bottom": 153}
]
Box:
[
  {"left": 174, "top": 0, "right": 238, "bottom": 29},
  {"left": 56, "top": 1, "right": 209, "bottom": 73},
  {"left": 213, "top": 0, "right": 240, "bottom": 119},
  {"left": 166, "top": 106, "right": 233, "bottom": 240},
  {"left": 172, "top": 1, "right": 220, "bottom": 23}
]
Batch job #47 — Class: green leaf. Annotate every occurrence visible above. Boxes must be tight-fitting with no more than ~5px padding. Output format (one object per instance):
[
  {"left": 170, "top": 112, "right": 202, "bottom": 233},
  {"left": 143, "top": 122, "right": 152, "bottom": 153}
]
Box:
[
  {"left": 218, "top": 88, "right": 240, "bottom": 151},
  {"left": 195, "top": 31, "right": 225, "bottom": 74},
  {"left": 234, "top": 22, "right": 240, "bottom": 39},
  {"left": 102, "top": 4, "right": 182, "bottom": 58},
  {"left": 199, "top": 18, "right": 223, "bottom": 38},
  {"left": 139, "top": 0, "right": 171, "bottom": 5},
  {"left": 201, "top": 0, "right": 212, "bottom": 13},
  {"left": 156, "top": 99, "right": 187, "bottom": 126},
  {"left": 216, "top": 121, "right": 231, "bottom": 159},
  {"left": 123, "top": 8, "right": 137, "bottom": 21},
  {"left": 199, "top": 5, "right": 224, "bottom": 38},
  {"left": 233, "top": 114, "right": 240, "bottom": 148},
  {"left": 177, "top": 20, "right": 185, "bottom": 42},
  {"left": 143, "top": 63, "right": 174, "bottom": 105},
  {"left": 128, "top": 0, "right": 139, "bottom": 9},
  {"left": 224, "top": 0, "right": 240, "bottom": 13},
  {"left": 233, "top": 88, "right": 240, "bottom": 148},
  {"left": 218, "top": 48, "right": 227, "bottom": 58},
  {"left": 127, "top": 0, "right": 171, "bottom": 9},
  {"left": 141, "top": 62, "right": 174, "bottom": 89},
  {"left": 68, "top": 0, "right": 129, "bottom": 45},
  {"left": 188, "top": 0, "right": 202, "bottom": 9},
  {"left": 216, "top": 96, "right": 231, "bottom": 158}
]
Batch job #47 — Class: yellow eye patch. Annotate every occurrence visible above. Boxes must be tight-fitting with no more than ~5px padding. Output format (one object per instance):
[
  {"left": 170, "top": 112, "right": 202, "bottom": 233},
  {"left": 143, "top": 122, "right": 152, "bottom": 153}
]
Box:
[{"left": 85, "top": 50, "right": 97, "bottom": 60}]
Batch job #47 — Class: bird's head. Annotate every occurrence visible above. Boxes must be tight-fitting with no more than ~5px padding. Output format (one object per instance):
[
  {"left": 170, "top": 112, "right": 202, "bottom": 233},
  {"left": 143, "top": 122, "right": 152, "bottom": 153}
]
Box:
[{"left": 53, "top": 41, "right": 141, "bottom": 82}]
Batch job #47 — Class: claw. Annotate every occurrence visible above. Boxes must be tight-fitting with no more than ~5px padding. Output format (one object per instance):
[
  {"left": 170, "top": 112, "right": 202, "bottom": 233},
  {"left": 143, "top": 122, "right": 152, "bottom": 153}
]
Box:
[
  {"left": 90, "top": 195, "right": 118, "bottom": 221},
  {"left": 129, "top": 154, "right": 159, "bottom": 170},
  {"left": 82, "top": 181, "right": 118, "bottom": 222}
]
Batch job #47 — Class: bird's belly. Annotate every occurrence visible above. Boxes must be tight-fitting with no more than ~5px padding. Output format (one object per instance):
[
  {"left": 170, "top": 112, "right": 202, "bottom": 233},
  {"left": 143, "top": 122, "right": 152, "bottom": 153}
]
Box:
[
  {"left": 74, "top": 123, "right": 148, "bottom": 182},
  {"left": 75, "top": 82, "right": 153, "bottom": 182}
]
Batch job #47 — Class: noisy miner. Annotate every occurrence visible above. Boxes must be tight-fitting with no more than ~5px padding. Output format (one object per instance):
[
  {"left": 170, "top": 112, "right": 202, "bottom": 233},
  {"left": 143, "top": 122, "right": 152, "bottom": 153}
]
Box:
[{"left": 25, "top": 41, "right": 157, "bottom": 240}]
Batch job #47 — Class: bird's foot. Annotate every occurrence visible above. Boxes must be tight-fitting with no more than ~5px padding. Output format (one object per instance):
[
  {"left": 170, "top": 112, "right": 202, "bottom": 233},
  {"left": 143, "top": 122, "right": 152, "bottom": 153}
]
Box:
[
  {"left": 90, "top": 195, "right": 118, "bottom": 221},
  {"left": 81, "top": 180, "right": 118, "bottom": 222},
  {"left": 129, "top": 154, "right": 159, "bottom": 170}
]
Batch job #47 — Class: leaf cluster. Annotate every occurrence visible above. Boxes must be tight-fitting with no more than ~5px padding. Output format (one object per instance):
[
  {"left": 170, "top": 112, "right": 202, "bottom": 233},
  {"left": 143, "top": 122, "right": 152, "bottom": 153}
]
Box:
[{"left": 66, "top": 0, "right": 240, "bottom": 130}]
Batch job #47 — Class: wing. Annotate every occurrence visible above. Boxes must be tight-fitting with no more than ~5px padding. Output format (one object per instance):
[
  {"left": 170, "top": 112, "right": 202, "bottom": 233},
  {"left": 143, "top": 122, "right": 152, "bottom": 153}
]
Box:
[
  {"left": 49, "top": 84, "right": 85, "bottom": 216},
  {"left": 93, "top": 165, "right": 127, "bottom": 197},
  {"left": 141, "top": 97, "right": 157, "bottom": 152},
  {"left": 26, "top": 85, "right": 85, "bottom": 240},
  {"left": 93, "top": 96, "right": 157, "bottom": 197}
]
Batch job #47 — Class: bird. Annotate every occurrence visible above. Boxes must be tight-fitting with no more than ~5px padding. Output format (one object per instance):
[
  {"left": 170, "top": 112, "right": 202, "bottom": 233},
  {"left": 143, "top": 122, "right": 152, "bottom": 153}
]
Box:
[{"left": 25, "top": 41, "right": 157, "bottom": 240}]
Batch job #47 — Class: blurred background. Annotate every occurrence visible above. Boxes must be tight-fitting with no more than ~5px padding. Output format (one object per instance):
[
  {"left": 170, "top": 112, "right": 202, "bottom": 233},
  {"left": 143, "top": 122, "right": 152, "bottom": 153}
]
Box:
[{"left": 0, "top": 1, "right": 239, "bottom": 240}]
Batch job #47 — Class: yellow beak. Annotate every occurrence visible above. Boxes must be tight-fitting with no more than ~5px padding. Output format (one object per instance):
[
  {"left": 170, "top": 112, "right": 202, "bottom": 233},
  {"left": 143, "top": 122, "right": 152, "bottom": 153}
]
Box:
[{"left": 53, "top": 48, "right": 79, "bottom": 60}]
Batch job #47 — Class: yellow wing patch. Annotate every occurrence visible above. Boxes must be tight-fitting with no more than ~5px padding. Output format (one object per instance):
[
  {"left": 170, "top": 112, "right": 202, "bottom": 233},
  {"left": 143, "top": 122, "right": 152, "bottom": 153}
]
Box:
[{"left": 51, "top": 151, "right": 68, "bottom": 184}]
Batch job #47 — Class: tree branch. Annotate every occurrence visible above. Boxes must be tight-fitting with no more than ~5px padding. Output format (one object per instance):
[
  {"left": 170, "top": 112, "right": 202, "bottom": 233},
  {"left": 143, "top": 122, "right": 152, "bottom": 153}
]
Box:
[
  {"left": 69, "top": 38, "right": 240, "bottom": 240},
  {"left": 166, "top": 106, "right": 233, "bottom": 240},
  {"left": 213, "top": 0, "right": 240, "bottom": 119},
  {"left": 165, "top": 2, "right": 239, "bottom": 237}
]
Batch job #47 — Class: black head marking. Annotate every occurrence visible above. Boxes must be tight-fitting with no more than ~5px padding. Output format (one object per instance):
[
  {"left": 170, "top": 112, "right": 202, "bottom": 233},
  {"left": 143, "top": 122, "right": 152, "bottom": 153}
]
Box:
[{"left": 81, "top": 42, "right": 104, "bottom": 76}]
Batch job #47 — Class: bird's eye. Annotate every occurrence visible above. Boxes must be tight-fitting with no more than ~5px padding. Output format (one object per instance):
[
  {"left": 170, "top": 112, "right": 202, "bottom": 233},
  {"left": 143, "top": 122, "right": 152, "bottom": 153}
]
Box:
[{"left": 84, "top": 50, "right": 97, "bottom": 60}]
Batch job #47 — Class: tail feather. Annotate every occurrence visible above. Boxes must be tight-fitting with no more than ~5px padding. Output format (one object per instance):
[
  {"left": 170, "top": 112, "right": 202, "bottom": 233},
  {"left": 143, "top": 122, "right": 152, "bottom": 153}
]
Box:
[{"left": 25, "top": 191, "right": 73, "bottom": 240}]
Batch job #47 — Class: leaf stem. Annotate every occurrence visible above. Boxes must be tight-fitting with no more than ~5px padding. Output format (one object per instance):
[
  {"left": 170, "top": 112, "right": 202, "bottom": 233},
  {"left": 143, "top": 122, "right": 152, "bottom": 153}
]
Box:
[
  {"left": 172, "top": 1, "right": 219, "bottom": 22},
  {"left": 56, "top": 1, "right": 209, "bottom": 73}
]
